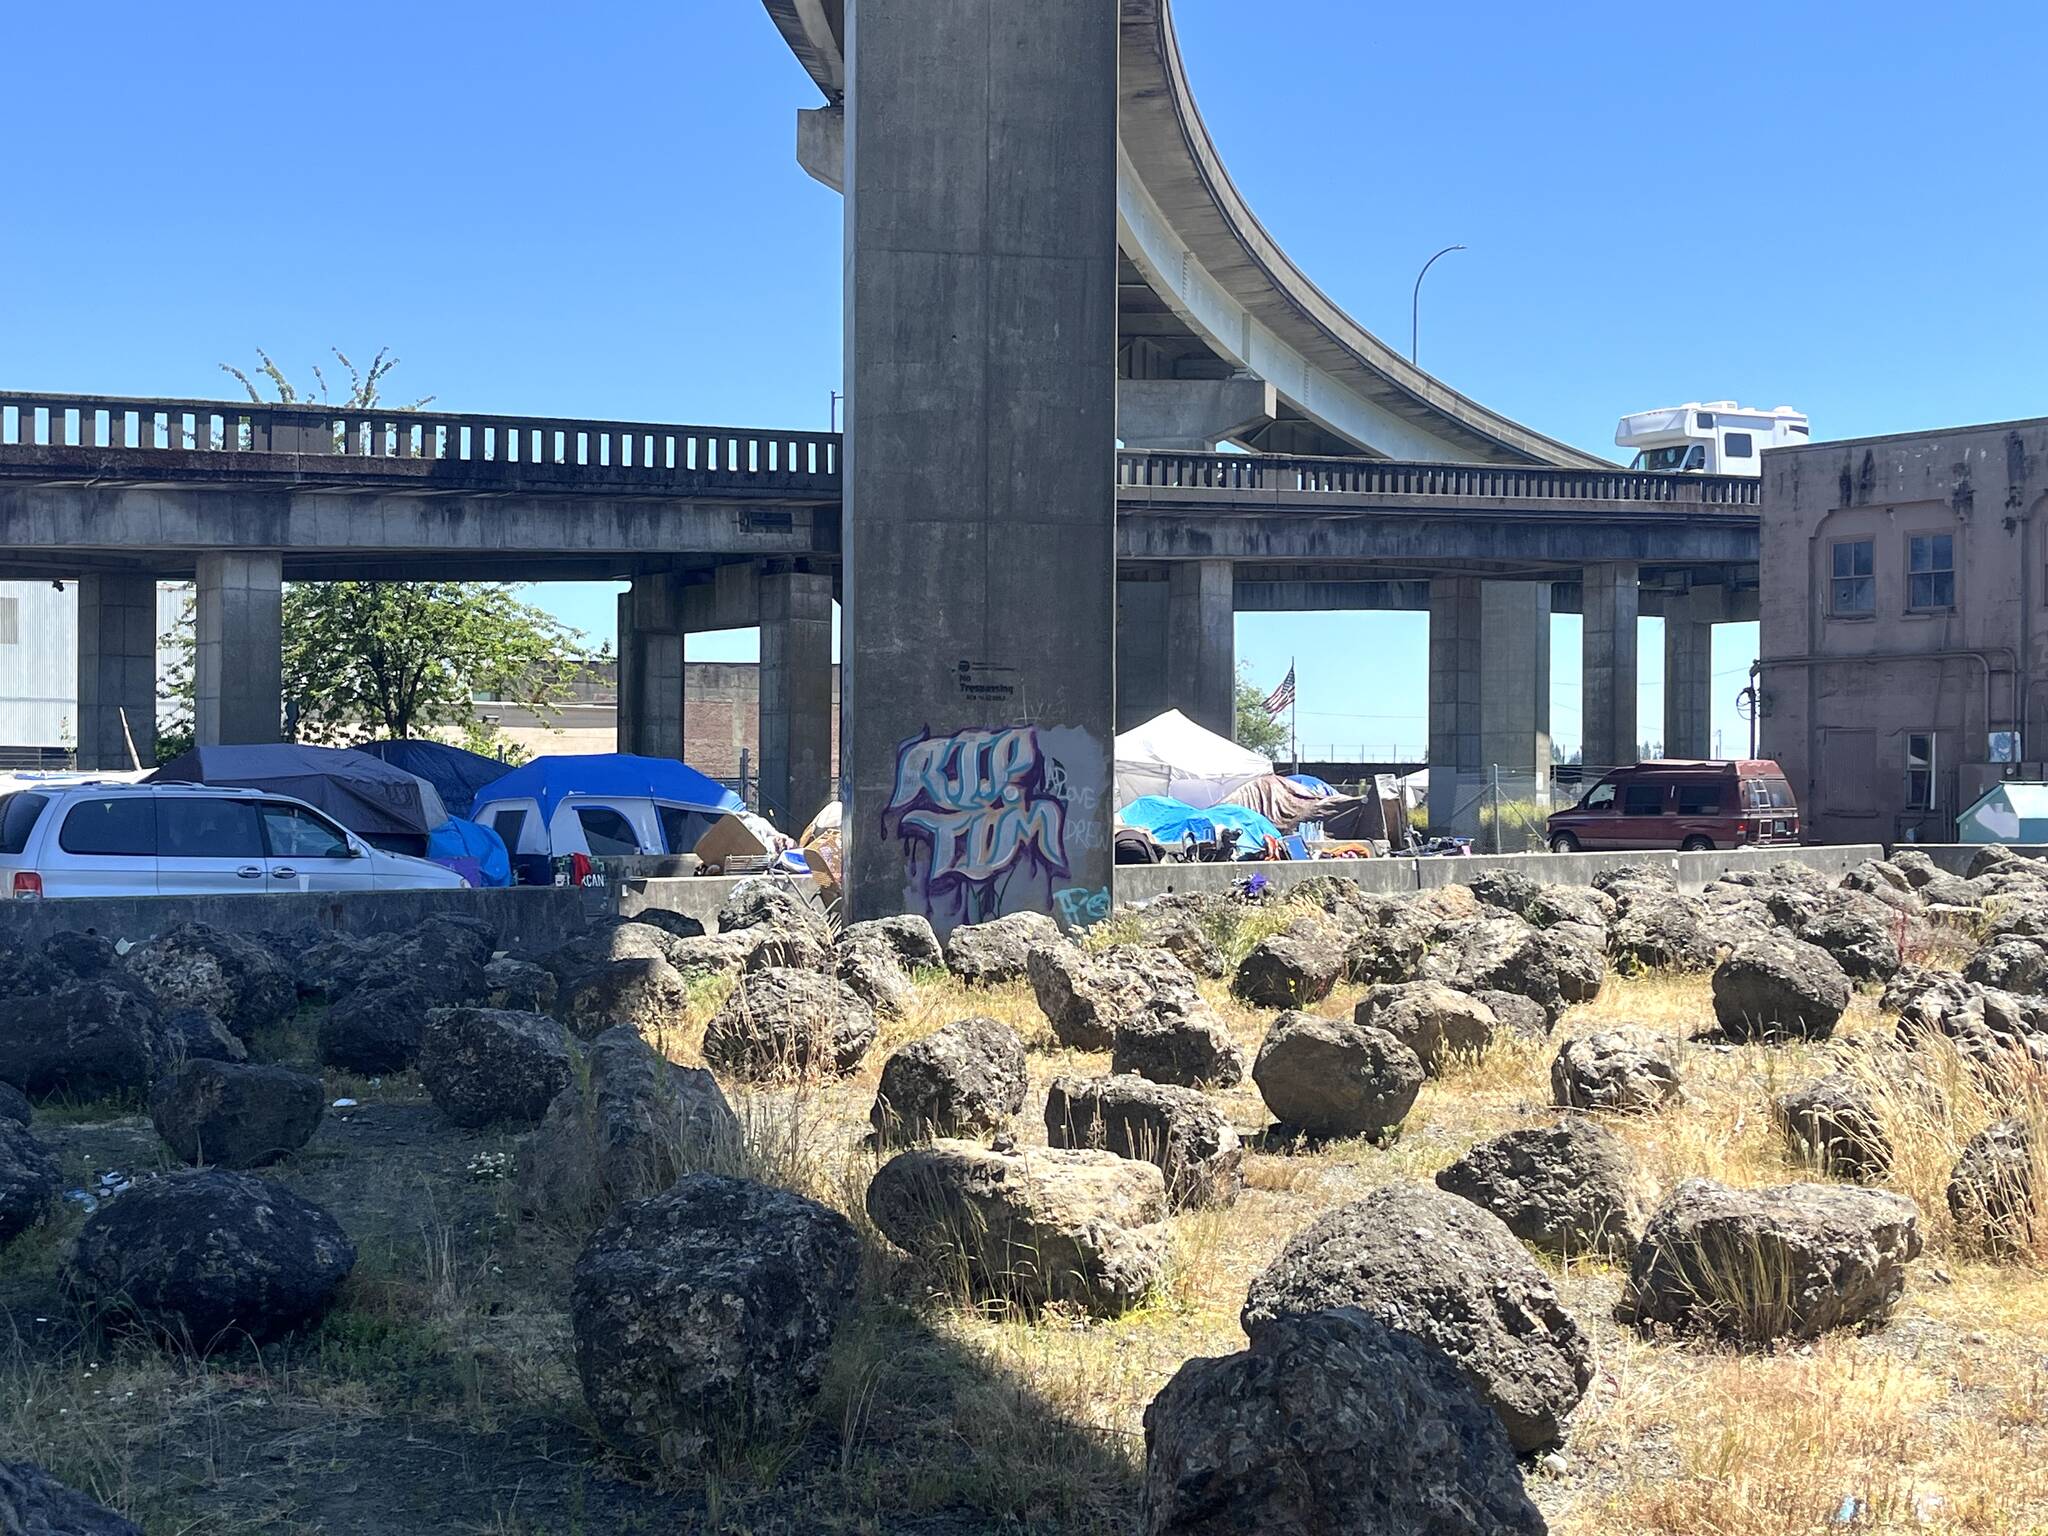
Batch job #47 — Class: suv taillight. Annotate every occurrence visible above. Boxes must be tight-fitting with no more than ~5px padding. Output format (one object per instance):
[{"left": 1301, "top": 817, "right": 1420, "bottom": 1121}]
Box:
[{"left": 12, "top": 872, "right": 42, "bottom": 899}]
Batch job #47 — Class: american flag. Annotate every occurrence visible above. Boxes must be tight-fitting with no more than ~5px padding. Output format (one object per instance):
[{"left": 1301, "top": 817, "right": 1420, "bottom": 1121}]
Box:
[{"left": 1261, "top": 665, "right": 1296, "bottom": 717}]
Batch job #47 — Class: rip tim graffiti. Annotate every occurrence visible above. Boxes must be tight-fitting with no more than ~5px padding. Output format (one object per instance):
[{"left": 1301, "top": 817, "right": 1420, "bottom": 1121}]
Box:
[{"left": 882, "top": 723, "right": 1104, "bottom": 929}]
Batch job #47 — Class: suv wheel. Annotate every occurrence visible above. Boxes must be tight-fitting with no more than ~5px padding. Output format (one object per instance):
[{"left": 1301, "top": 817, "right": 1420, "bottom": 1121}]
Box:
[
  {"left": 1549, "top": 833, "right": 1579, "bottom": 854},
  {"left": 1680, "top": 835, "right": 1713, "bottom": 852}
]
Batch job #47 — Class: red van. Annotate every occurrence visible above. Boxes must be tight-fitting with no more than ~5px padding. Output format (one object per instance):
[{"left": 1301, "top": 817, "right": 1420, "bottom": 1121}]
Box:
[{"left": 1545, "top": 760, "right": 1799, "bottom": 853}]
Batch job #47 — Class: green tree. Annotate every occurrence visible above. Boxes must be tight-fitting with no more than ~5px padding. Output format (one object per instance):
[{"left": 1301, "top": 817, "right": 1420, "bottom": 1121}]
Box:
[
  {"left": 282, "top": 581, "right": 585, "bottom": 743},
  {"left": 1234, "top": 666, "right": 1289, "bottom": 757}
]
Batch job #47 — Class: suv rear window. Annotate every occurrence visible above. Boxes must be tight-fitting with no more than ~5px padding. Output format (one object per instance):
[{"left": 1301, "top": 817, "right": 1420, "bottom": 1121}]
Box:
[
  {"left": 59, "top": 796, "right": 158, "bottom": 856},
  {"left": 0, "top": 793, "right": 48, "bottom": 855}
]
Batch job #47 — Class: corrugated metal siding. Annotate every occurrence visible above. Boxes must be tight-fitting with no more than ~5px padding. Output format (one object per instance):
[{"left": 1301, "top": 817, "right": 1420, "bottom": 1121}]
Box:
[{"left": 0, "top": 580, "right": 192, "bottom": 751}]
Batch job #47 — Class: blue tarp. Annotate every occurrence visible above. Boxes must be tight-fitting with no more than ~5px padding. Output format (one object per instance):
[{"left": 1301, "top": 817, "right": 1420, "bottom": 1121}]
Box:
[
  {"left": 1120, "top": 795, "right": 1283, "bottom": 852},
  {"left": 358, "top": 740, "right": 511, "bottom": 821},
  {"left": 1287, "top": 773, "right": 1338, "bottom": 797},
  {"left": 472, "top": 753, "right": 745, "bottom": 826},
  {"left": 427, "top": 816, "right": 513, "bottom": 887}
]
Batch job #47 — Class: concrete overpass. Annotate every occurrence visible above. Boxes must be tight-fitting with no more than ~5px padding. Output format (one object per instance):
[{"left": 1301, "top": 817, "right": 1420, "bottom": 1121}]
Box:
[{"left": 1, "top": 391, "right": 1755, "bottom": 829}]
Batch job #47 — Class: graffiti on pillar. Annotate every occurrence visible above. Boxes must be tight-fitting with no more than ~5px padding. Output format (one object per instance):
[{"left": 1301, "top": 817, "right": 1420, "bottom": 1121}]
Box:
[{"left": 882, "top": 723, "right": 1107, "bottom": 930}]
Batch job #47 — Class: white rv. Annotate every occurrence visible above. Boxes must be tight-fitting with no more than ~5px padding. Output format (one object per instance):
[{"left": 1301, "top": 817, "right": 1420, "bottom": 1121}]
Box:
[{"left": 1615, "top": 402, "right": 1808, "bottom": 477}]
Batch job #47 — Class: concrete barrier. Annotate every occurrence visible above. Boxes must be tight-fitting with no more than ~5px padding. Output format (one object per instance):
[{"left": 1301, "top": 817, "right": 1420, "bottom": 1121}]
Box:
[
  {"left": 1897, "top": 844, "right": 2048, "bottom": 876},
  {"left": 1113, "top": 844, "right": 1887, "bottom": 906},
  {"left": 0, "top": 886, "right": 590, "bottom": 955}
]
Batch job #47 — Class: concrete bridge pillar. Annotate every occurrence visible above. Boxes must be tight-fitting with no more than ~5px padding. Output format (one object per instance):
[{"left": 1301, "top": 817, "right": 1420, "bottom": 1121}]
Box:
[
  {"left": 1116, "top": 575, "right": 1168, "bottom": 731},
  {"left": 843, "top": 0, "right": 1118, "bottom": 931},
  {"left": 1662, "top": 586, "right": 1721, "bottom": 760},
  {"left": 1428, "top": 576, "right": 1482, "bottom": 834},
  {"left": 1582, "top": 562, "right": 1640, "bottom": 770},
  {"left": 1429, "top": 578, "right": 1552, "bottom": 839},
  {"left": 1117, "top": 378, "right": 1277, "bottom": 452},
  {"left": 194, "top": 552, "right": 281, "bottom": 745},
  {"left": 759, "top": 567, "right": 835, "bottom": 829},
  {"left": 1167, "top": 559, "right": 1235, "bottom": 738},
  {"left": 615, "top": 585, "right": 685, "bottom": 760},
  {"left": 75, "top": 573, "right": 159, "bottom": 769}
]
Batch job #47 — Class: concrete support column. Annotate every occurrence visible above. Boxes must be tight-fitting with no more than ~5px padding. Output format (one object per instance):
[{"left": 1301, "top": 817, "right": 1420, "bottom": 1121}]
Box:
[
  {"left": 1662, "top": 588, "right": 1719, "bottom": 760},
  {"left": 759, "top": 568, "right": 835, "bottom": 828},
  {"left": 1116, "top": 575, "right": 1169, "bottom": 731},
  {"left": 1428, "top": 576, "right": 1483, "bottom": 834},
  {"left": 843, "top": 0, "right": 1118, "bottom": 930},
  {"left": 1480, "top": 581, "right": 1552, "bottom": 799},
  {"left": 615, "top": 586, "right": 684, "bottom": 760},
  {"left": 75, "top": 573, "right": 158, "bottom": 769},
  {"left": 1166, "top": 559, "right": 1235, "bottom": 738},
  {"left": 1116, "top": 377, "right": 1277, "bottom": 451},
  {"left": 194, "top": 552, "right": 281, "bottom": 746},
  {"left": 1583, "top": 561, "right": 1640, "bottom": 770}
]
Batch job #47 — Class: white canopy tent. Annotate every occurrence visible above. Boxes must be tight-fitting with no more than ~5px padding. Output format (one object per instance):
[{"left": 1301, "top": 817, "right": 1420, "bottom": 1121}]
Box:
[{"left": 1114, "top": 709, "right": 1272, "bottom": 809}]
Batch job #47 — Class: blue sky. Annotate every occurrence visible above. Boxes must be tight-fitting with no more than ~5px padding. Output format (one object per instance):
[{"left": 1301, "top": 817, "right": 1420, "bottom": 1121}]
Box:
[{"left": 5, "top": 2, "right": 2043, "bottom": 759}]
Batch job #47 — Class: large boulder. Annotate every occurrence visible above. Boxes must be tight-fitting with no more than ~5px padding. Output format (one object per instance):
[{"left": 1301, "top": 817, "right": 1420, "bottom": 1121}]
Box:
[
  {"left": 1794, "top": 899, "right": 1902, "bottom": 981},
  {"left": 1355, "top": 981, "right": 1496, "bottom": 1074},
  {"left": 1470, "top": 989, "right": 1550, "bottom": 1040},
  {"left": 833, "top": 934, "right": 915, "bottom": 1018},
  {"left": 1241, "top": 1180, "right": 1591, "bottom": 1454},
  {"left": 43, "top": 930, "right": 117, "bottom": 980},
  {"left": 1550, "top": 1026, "right": 1682, "bottom": 1114},
  {"left": 716, "top": 877, "right": 830, "bottom": 938},
  {"left": 1252, "top": 1009, "right": 1422, "bottom": 1142},
  {"left": 1617, "top": 1178, "right": 1923, "bottom": 1342},
  {"left": 357, "top": 915, "right": 492, "bottom": 1008},
  {"left": 1045, "top": 1074, "right": 1243, "bottom": 1209},
  {"left": 1608, "top": 892, "right": 1726, "bottom": 973},
  {"left": 1777, "top": 1073, "right": 1890, "bottom": 1182},
  {"left": 316, "top": 976, "right": 433, "bottom": 1075},
  {"left": 738, "top": 921, "right": 834, "bottom": 975},
  {"left": 621, "top": 907, "right": 706, "bottom": 942},
  {"left": 0, "top": 980, "right": 161, "bottom": 1098},
  {"left": 1711, "top": 937, "right": 1852, "bottom": 1041},
  {"left": 1964, "top": 936, "right": 2048, "bottom": 995},
  {"left": 1139, "top": 1306, "right": 1545, "bottom": 1536},
  {"left": 123, "top": 922, "right": 295, "bottom": 1035},
  {"left": 1465, "top": 869, "right": 1540, "bottom": 917},
  {"left": 1342, "top": 908, "right": 1431, "bottom": 985},
  {"left": 0, "top": 1463, "right": 142, "bottom": 1535},
  {"left": 1947, "top": 1117, "right": 2037, "bottom": 1258},
  {"left": 840, "top": 913, "right": 945, "bottom": 972},
  {"left": 869, "top": 1017, "right": 1029, "bottom": 1145},
  {"left": 519, "top": 1027, "right": 739, "bottom": 1229},
  {"left": 1527, "top": 884, "right": 1615, "bottom": 932},
  {"left": 66, "top": 1170, "right": 355, "bottom": 1346},
  {"left": 418, "top": 1007, "right": 576, "bottom": 1130},
  {"left": 557, "top": 955, "right": 691, "bottom": 1044},
  {"left": 1027, "top": 942, "right": 1200, "bottom": 1052},
  {"left": 0, "top": 1081, "right": 28, "bottom": 1126},
  {"left": 701, "top": 968, "right": 877, "bottom": 1079},
  {"left": 152, "top": 1006, "right": 248, "bottom": 1067},
  {"left": 1124, "top": 904, "right": 1226, "bottom": 978},
  {"left": 0, "top": 1120, "right": 60, "bottom": 1244},
  {"left": 867, "top": 1140, "right": 1169, "bottom": 1315},
  {"left": 1421, "top": 915, "right": 1569, "bottom": 1021},
  {"left": 572, "top": 1174, "right": 860, "bottom": 1467},
  {"left": 150, "top": 1060, "right": 324, "bottom": 1169},
  {"left": 946, "top": 911, "right": 1063, "bottom": 985},
  {"left": 1112, "top": 995, "right": 1248, "bottom": 1089},
  {"left": 1435, "top": 1117, "right": 1652, "bottom": 1261},
  {"left": 1231, "top": 933, "right": 1341, "bottom": 1010},
  {"left": 483, "top": 956, "right": 559, "bottom": 1014},
  {"left": 542, "top": 920, "right": 686, "bottom": 989}
]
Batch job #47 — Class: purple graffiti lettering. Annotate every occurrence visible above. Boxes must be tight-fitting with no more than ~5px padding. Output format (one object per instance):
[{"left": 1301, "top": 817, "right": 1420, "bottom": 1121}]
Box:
[{"left": 885, "top": 725, "right": 1071, "bottom": 918}]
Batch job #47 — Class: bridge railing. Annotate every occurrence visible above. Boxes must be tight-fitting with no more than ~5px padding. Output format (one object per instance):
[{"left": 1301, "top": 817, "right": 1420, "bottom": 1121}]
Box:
[
  {"left": 1115, "top": 450, "right": 1760, "bottom": 507},
  {"left": 0, "top": 392, "right": 840, "bottom": 491}
]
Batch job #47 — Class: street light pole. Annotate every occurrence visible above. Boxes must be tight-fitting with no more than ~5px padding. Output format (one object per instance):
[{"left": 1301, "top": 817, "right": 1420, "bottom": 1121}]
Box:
[{"left": 1410, "top": 244, "right": 1467, "bottom": 365}]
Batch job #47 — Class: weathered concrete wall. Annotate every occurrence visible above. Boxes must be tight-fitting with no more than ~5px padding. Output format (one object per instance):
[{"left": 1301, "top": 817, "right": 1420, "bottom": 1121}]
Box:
[
  {"left": 0, "top": 887, "right": 588, "bottom": 954},
  {"left": 1113, "top": 844, "right": 1885, "bottom": 906},
  {"left": 1760, "top": 418, "right": 2048, "bottom": 846},
  {"left": 841, "top": 0, "right": 1119, "bottom": 933}
]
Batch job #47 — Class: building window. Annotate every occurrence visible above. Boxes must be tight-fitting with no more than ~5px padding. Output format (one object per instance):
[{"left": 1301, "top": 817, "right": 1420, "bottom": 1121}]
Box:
[
  {"left": 1905, "top": 733, "right": 1937, "bottom": 811},
  {"left": 1722, "top": 431, "right": 1754, "bottom": 459},
  {"left": 1831, "top": 539, "right": 1875, "bottom": 615},
  {"left": 0, "top": 596, "right": 16, "bottom": 645},
  {"left": 1908, "top": 533, "right": 1955, "bottom": 610}
]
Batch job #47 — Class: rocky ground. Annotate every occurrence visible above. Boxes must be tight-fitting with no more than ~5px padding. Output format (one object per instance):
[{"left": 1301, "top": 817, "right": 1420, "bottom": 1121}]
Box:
[{"left": 3, "top": 851, "right": 2048, "bottom": 1534}]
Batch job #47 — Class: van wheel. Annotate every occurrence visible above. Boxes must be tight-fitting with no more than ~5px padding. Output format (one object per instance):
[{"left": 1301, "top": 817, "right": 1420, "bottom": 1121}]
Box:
[
  {"left": 1680, "top": 835, "right": 1714, "bottom": 852},
  {"left": 1549, "top": 833, "right": 1579, "bottom": 854}
]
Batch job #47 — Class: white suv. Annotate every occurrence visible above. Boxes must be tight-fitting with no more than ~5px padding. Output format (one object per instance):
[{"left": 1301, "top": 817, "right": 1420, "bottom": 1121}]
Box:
[{"left": 0, "top": 782, "right": 468, "bottom": 899}]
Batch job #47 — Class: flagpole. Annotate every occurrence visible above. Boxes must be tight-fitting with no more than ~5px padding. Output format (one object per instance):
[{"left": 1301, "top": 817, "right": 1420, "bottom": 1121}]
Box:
[{"left": 1289, "top": 655, "right": 1299, "bottom": 776}]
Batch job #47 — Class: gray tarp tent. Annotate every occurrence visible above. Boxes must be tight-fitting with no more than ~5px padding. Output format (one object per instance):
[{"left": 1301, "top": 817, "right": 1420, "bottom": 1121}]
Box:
[{"left": 150, "top": 743, "right": 443, "bottom": 848}]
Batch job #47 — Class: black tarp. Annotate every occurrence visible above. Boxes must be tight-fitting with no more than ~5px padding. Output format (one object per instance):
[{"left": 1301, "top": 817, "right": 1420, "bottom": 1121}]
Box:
[
  {"left": 357, "top": 739, "right": 509, "bottom": 820},
  {"left": 150, "top": 743, "right": 437, "bottom": 840}
]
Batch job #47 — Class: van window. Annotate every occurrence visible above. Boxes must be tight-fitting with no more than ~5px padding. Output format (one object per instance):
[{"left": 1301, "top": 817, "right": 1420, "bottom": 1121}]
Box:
[
  {"left": 489, "top": 806, "right": 528, "bottom": 851},
  {"left": 260, "top": 803, "right": 353, "bottom": 859},
  {"left": 1744, "top": 778, "right": 1796, "bottom": 810},
  {"left": 1580, "top": 783, "right": 1617, "bottom": 812},
  {"left": 1622, "top": 784, "right": 1667, "bottom": 816},
  {"left": 58, "top": 796, "right": 157, "bottom": 856},
  {"left": 159, "top": 797, "right": 265, "bottom": 859},
  {"left": 1676, "top": 783, "right": 1723, "bottom": 815},
  {"left": 0, "top": 793, "right": 48, "bottom": 855},
  {"left": 575, "top": 805, "right": 642, "bottom": 856},
  {"left": 1723, "top": 432, "right": 1754, "bottom": 459}
]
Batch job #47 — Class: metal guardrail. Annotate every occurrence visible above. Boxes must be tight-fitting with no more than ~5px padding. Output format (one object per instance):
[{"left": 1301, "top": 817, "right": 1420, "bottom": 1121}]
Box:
[
  {"left": 0, "top": 392, "right": 1757, "bottom": 511},
  {"left": 0, "top": 392, "right": 839, "bottom": 492},
  {"left": 1115, "top": 449, "right": 1761, "bottom": 507}
]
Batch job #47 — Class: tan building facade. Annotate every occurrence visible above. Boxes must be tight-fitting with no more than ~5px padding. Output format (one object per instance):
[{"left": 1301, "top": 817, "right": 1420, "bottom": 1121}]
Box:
[{"left": 1759, "top": 418, "right": 2048, "bottom": 844}]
